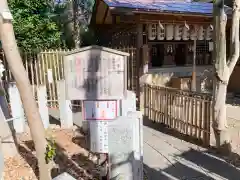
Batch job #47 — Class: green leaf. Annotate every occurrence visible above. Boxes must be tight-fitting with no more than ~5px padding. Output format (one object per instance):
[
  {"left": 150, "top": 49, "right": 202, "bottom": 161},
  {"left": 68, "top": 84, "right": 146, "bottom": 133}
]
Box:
[
  {"left": 8, "top": 0, "right": 97, "bottom": 50},
  {"left": 9, "top": 0, "right": 64, "bottom": 51}
]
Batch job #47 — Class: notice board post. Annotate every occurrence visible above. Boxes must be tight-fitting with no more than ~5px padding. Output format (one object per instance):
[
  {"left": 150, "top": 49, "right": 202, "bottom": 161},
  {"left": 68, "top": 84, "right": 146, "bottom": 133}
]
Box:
[{"left": 64, "top": 46, "right": 129, "bottom": 178}]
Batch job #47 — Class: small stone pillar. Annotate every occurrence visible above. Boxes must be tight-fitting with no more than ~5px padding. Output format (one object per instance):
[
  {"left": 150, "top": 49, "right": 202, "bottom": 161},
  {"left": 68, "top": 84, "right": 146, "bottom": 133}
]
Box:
[
  {"left": 37, "top": 85, "right": 49, "bottom": 129},
  {"left": 127, "top": 111, "right": 143, "bottom": 180},
  {"left": 8, "top": 82, "right": 25, "bottom": 133},
  {"left": 57, "top": 80, "right": 73, "bottom": 128},
  {"left": 121, "top": 91, "right": 136, "bottom": 116}
]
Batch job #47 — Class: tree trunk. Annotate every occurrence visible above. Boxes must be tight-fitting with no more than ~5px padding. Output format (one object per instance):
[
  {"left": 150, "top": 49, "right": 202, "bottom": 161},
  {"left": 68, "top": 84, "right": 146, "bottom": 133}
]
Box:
[
  {"left": 213, "top": 0, "right": 229, "bottom": 147},
  {"left": 0, "top": 1, "right": 51, "bottom": 180},
  {"left": 213, "top": 0, "right": 240, "bottom": 149},
  {"left": 213, "top": 82, "right": 229, "bottom": 147},
  {"left": 73, "top": 0, "right": 81, "bottom": 48}
]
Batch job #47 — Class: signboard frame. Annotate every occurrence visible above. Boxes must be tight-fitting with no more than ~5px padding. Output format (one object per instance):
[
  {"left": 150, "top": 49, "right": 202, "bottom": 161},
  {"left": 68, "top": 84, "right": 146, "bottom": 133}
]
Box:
[
  {"left": 63, "top": 46, "right": 129, "bottom": 100},
  {"left": 82, "top": 100, "right": 118, "bottom": 120}
]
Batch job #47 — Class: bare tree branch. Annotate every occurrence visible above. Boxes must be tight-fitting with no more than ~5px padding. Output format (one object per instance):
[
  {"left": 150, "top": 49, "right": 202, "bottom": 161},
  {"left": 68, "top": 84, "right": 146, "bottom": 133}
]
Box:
[
  {"left": 215, "top": 3, "right": 228, "bottom": 82},
  {"left": 227, "top": 0, "right": 240, "bottom": 75}
]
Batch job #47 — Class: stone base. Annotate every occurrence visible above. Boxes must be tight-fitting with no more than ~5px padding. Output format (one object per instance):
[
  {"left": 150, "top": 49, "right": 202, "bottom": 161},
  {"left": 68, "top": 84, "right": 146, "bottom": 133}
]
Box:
[
  {"left": 211, "top": 128, "right": 231, "bottom": 156},
  {"left": 52, "top": 172, "right": 76, "bottom": 180}
]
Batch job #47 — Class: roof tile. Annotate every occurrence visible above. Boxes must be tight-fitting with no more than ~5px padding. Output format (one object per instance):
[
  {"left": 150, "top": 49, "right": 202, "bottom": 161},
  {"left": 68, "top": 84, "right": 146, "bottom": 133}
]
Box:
[{"left": 103, "top": 0, "right": 230, "bottom": 15}]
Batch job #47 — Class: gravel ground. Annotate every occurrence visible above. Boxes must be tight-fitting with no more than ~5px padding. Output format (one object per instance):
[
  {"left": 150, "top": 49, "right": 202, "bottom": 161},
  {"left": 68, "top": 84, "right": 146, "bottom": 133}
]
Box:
[
  {"left": 3, "top": 118, "right": 240, "bottom": 180},
  {"left": 3, "top": 125, "right": 99, "bottom": 180}
]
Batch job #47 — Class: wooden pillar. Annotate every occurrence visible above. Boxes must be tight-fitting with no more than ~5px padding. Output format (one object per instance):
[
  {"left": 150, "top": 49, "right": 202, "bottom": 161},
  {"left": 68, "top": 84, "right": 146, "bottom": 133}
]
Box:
[
  {"left": 139, "top": 45, "right": 150, "bottom": 112},
  {"left": 191, "top": 39, "right": 197, "bottom": 92},
  {"left": 136, "top": 23, "right": 143, "bottom": 100},
  {"left": 142, "top": 44, "right": 150, "bottom": 74}
]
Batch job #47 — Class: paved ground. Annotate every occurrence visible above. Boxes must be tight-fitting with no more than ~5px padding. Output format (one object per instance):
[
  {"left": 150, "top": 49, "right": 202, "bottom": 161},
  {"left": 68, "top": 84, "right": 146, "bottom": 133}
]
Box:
[
  {"left": 49, "top": 108, "right": 240, "bottom": 180},
  {"left": 143, "top": 124, "right": 240, "bottom": 180},
  {"left": 227, "top": 104, "right": 240, "bottom": 121}
]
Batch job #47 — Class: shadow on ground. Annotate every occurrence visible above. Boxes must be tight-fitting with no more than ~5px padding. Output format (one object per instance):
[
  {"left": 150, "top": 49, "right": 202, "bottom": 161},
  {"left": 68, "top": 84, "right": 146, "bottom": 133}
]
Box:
[
  {"left": 18, "top": 140, "right": 99, "bottom": 179},
  {"left": 143, "top": 115, "right": 240, "bottom": 179},
  {"left": 72, "top": 127, "right": 89, "bottom": 151},
  {"left": 143, "top": 116, "right": 207, "bottom": 147},
  {"left": 18, "top": 144, "right": 39, "bottom": 177},
  {"left": 49, "top": 115, "right": 61, "bottom": 126},
  {"left": 144, "top": 147, "right": 240, "bottom": 180},
  {"left": 143, "top": 115, "right": 240, "bottom": 164}
]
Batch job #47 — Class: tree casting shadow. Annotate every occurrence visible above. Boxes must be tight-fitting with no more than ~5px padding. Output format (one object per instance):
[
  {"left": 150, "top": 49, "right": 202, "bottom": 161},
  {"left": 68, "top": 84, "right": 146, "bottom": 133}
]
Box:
[{"left": 18, "top": 140, "right": 99, "bottom": 179}]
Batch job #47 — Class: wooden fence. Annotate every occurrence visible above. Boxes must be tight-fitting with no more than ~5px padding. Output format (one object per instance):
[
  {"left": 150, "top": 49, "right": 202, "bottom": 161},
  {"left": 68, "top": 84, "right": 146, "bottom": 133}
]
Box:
[
  {"left": 111, "top": 47, "right": 137, "bottom": 93},
  {"left": 0, "top": 49, "right": 68, "bottom": 107},
  {"left": 0, "top": 47, "right": 137, "bottom": 107},
  {"left": 143, "top": 84, "right": 213, "bottom": 146}
]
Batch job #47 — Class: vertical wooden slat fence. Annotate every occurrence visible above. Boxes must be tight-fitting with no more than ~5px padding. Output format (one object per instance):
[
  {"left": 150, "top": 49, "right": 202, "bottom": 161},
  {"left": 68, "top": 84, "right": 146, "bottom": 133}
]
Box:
[
  {"left": 144, "top": 84, "right": 213, "bottom": 146},
  {"left": 111, "top": 46, "right": 137, "bottom": 92},
  {"left": 0, "top": 49, "right": 67, "bottom": 108},
  {"left": 0, "top": 47, "right": 137, "bottom": 108}
]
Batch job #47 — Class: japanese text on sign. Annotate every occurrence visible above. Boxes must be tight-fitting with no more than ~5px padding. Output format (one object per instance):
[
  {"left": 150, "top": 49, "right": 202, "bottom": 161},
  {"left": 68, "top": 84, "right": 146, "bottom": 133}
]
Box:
[
  {"left": 83, "top": 100, "right": 118, "bottom": 120},
  {"left": 64, "top": 47, "right": 127, "bottom": 100},
  {"left": 90, "top": 121, "right": 108, "bottom": 153}
]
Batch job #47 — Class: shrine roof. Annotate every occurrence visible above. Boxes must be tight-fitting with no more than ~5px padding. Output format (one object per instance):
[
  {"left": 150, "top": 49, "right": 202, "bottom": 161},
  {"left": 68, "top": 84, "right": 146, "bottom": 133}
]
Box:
[{"left": 103, "top": 0, "right": 231, "bottom": 16}]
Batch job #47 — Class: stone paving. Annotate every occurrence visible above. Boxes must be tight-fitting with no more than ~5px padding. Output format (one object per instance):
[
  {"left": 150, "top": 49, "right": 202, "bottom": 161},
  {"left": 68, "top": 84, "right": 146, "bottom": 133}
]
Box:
[
  {"left": 227, "top": 104, "right": 240, "bottom": 121},
  {"left": 143, "top": 124, "right": 240, "bottom": 180},
  {"left": 49, "top": 108, "right": 240, "bottom": 180}
]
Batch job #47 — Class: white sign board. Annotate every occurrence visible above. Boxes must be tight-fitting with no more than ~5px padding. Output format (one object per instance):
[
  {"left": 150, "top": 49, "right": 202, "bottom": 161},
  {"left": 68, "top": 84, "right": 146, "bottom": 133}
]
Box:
[
  {"left": 64, "top": 46, "right": 129, "bottom": 100},
  {"left": 89, "top": 121, "right": 108, "bottom": 153},
  {"left": 83, "top": 100, "right": 118, "bottom": 120}
]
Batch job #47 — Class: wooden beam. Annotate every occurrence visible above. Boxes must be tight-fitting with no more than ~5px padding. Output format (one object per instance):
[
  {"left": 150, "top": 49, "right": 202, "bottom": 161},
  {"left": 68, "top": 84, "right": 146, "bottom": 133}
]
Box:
[
  {"left": 140, "top": 13, "right": 211, "bottom": 22},
  {"left": 112, "top": 14, "right": 117, "bottom": 25},
  {"left": 118, "top": 14, "right": 212, "bottom": 24},
  {"left": 102, "top": 6, "right": 109, "bottom": 24},
  {"left": 134, "top": 11, "right": 212, "bottom": 17},
  {"left": 136, "top": 23, "right": 143, "bottom": 98},
  {"left": 90, "top": 0, "right": 100, "bottom": 26},
  {"left": 96, "top": 24, "right": 136, "bottom": 34},
  {"left": 110, "top": 7, "right": 212, "bottom": 17}
]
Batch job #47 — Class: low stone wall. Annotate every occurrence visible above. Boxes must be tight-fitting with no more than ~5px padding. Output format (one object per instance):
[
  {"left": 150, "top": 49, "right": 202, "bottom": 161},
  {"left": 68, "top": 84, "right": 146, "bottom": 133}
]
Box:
[
  {"left": 139, "top": 73, "right": 173, "bottom": 87},
  {"left": 140, "top": 71, "right": 213, "bottom": 93}
]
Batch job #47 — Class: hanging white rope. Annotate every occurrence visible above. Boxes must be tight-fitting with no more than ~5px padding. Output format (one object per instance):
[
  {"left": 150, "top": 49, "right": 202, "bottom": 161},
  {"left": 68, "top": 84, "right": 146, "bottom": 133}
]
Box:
[
  {"left": 182, "top": 21, "right": 190, "bottom": 40},
  {"left": 205, "top": 25, "right": 213, "bottom": 40},
  {"left": 157, "top": 21, "right": 165, "bottom": 40}
]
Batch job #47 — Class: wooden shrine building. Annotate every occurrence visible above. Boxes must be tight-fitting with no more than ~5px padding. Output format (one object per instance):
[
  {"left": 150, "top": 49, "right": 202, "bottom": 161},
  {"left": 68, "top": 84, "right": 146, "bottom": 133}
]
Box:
[{"left": 91, "top": 0, "right": 232, "bottom": 94}]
